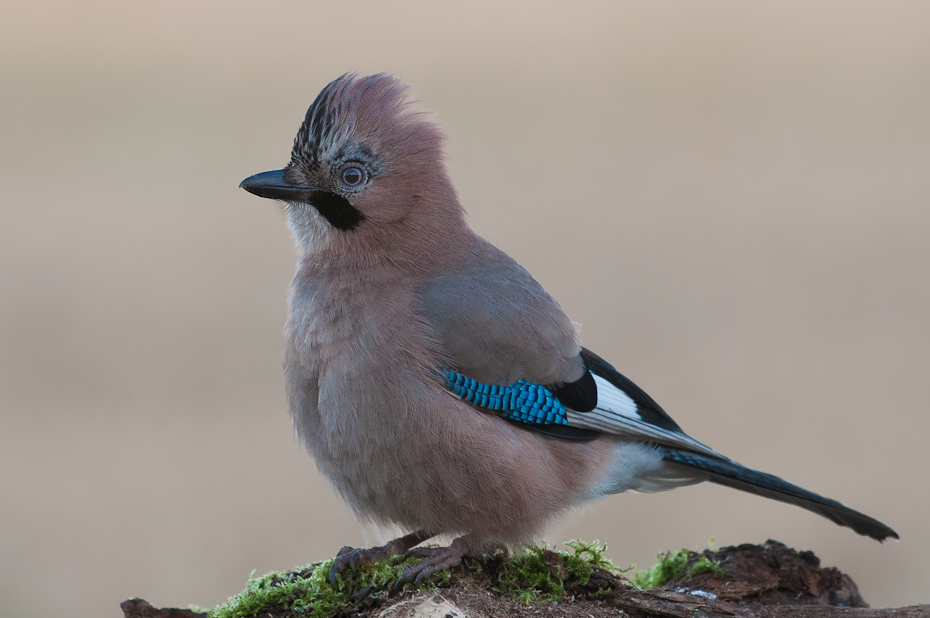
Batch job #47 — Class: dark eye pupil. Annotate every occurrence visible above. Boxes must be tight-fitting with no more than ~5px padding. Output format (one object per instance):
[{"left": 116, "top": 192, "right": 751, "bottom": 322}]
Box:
[{"left": 342, "top": 167, "right": 363, "bottom": 186}]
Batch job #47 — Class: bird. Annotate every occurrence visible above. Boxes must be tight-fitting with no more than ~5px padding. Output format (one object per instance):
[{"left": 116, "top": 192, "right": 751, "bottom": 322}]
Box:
[{"left": 238, "top": 73, "right": 897, "bottom": 587}]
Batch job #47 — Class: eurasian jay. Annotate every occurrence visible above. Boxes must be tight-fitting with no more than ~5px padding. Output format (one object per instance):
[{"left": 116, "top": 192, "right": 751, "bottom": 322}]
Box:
[{"left": 239, "top": 73, "right": 897, "bottom": 586}]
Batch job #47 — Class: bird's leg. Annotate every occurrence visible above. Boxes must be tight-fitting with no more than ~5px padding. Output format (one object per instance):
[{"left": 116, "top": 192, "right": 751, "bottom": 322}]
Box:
[
  {"left": 328, "top": 530, "right": 432, "bottom": 586},
  {"left": 392, "top": 535, "right": 471, "bottom": 592}
]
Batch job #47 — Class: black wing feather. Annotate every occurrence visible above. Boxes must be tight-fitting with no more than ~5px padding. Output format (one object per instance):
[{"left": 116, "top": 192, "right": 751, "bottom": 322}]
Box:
[
  {"left": 579, "top": 347, "right": 683, "bottom": 433},
  {"left": 548, "top": 368, "right": 598, "bottom": 412}
]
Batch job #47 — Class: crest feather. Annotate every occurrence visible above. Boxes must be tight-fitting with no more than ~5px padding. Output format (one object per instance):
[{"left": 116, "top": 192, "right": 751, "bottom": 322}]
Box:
[{"left": 291, "top": 73, "right": 443, "bottom": 171}]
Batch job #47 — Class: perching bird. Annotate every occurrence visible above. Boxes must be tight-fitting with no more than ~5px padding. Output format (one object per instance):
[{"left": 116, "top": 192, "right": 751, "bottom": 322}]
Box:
[{"left": 239, "top": 73, "right": 897, "bottom": 586}]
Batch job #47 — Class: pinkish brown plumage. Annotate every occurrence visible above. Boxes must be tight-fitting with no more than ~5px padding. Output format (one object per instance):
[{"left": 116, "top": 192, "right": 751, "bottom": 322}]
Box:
[{"left": 239, "top": 73, "right": 896, "bottom": 587}]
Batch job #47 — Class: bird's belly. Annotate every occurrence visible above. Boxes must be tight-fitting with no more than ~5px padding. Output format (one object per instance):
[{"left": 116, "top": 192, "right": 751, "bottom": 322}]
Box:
[{"left": 299, "top": 361, "right": 617, "bottom": 545}]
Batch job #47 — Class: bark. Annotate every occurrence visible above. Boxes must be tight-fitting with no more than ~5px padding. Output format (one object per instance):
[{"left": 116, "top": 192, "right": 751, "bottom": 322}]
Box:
[{"left": 121, "top": 540, "right": 928, "bottom": 618}]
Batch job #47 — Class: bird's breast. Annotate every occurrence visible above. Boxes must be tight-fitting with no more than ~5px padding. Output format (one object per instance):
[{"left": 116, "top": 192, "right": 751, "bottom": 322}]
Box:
[{"left": 283, "top": 269, "right": 446, "bottom": 482}]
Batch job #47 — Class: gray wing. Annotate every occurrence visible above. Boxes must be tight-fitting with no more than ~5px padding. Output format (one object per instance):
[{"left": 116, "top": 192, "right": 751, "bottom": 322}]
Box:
[
  {"left": 417, "top": 237, "right": 585, "bottom": 387},
  {"left": 417, "top": 237, "right": 716, "bottom": 453}
]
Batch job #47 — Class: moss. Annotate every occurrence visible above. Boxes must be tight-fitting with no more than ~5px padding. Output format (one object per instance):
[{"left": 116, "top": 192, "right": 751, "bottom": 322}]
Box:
[
  {"left": 563, "top": 539, "right": 617, "bottom": 583},
  {"left": 494, "top": 540, "right": 623, "bottom": 605},
  {"left": 493, "top": 546, "right": 563, "bottom": 603},
  {"left": 209, "top": 540, "right": 633, "bottom": 616},
  {"left": 633, "top": 548, "right": 726, "bottom": 589},
  {"left": 633, "top": 549, "right": 691, "bottom": 589},
  {"left": 210, "top": 553, "right": 430, "bottom": 618},
  {"left": 690, "top": 555, "right": 726, "bottom": 578}
]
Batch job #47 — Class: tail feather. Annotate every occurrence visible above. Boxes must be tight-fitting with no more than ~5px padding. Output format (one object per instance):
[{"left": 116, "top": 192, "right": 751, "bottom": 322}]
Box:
[{"left": 659, "top": 447, "right": 898, "bottom": 542}]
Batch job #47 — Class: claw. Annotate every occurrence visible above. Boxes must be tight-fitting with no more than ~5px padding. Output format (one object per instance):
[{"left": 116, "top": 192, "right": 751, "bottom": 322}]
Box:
[
  {"left": 327, "top": 530, "right": 431, "bottom": 587},
  {"left": 391, "top": 537, "right": 469, "bottom": 593},
  {"left": 328, "top": 546, "right": 377, "bottom": 586}
]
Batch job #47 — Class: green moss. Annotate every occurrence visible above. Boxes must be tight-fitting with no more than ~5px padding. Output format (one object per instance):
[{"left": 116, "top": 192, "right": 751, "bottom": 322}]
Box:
[
  {"left": 493, "top": 546, "right": 562, "bottom": 603},
  {"left": 563, "top": 539, "right": 616, "bottom": 583},
  {"left": 494, "top": 540, "right": 622, "bottom": 605},
  {"left": 210, "top": 553, "right": 431, "bottom": 618},
  {"left": 209, "top": 540, "right": 634, "bottom": 616},
  {"left": 633, "top": 549, "right": 691, "bottom": 589},
  {"left": 633, "top": 549, "right": 726, "bottom": 589},
  {"left": 689, "top": 555, "right": 726, "bottom": 578}
]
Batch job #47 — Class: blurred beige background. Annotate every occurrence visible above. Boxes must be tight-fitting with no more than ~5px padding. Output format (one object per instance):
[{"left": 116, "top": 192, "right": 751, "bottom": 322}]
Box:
[{"left": 1, "top": 1, "right": 928, "bottom": 616}]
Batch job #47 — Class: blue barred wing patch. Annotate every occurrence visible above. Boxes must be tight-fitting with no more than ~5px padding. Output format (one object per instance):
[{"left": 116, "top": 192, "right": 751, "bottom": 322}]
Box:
[{"left": 443, "top": 369, "right": 567, "bottom": 425}]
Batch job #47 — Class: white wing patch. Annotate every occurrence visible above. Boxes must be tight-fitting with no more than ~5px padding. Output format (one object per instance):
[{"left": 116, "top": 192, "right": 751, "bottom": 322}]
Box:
[
  {"left": 565, "top": 374, "right": 725, "bottom": 459},
  {"left": 589, "top": 375, "right": 639, "bottom": 419}
]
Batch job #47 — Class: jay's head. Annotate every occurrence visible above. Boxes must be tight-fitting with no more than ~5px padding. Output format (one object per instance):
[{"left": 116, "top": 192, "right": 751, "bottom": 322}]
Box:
[{"left": 240, "top": 73, "right": 463, "bottom": 256}]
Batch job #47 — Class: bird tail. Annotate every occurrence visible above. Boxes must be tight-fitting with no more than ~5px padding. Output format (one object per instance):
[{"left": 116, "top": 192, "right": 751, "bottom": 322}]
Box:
[{"left": 657, "top": 447, "right": 898, "bottom": 542}]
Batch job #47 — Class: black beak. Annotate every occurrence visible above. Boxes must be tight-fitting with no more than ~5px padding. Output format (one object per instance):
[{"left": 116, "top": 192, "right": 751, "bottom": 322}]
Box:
[
  {"left": 239, "top": 169, "right": 322, "bottom": 202},
  {"left": 239, "top": 168, "right": 366, "bottom": 231}
]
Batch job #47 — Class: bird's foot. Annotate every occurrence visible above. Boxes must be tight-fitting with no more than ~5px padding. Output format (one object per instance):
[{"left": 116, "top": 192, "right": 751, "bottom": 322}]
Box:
[
  {"left": 392, "top": 536, "right": 469, "bottom": 593},
  {"left": 328, "top": 530, "right": 431, "bottom": 586}
]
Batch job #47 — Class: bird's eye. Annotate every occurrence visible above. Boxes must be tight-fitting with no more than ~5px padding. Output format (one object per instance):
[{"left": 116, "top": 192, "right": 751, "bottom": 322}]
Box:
[{"left": 340, "top": 166, "right": 365, "bottom": 187}]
